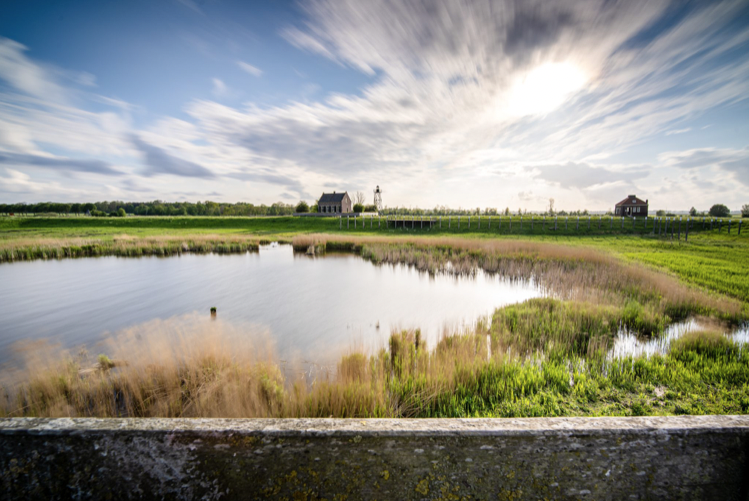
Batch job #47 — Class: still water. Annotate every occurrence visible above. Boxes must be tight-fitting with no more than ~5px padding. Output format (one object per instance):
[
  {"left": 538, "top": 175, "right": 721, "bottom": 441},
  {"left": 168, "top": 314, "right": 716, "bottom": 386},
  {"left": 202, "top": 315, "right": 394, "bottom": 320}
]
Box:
[{"left": 0, "top": 244, "right": 542, "bottom": 365}]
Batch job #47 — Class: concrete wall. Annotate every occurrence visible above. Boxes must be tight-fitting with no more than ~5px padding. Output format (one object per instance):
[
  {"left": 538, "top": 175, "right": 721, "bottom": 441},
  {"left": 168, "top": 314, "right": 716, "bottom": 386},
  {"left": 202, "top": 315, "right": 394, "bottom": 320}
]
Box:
[{"left": 2, "top": 416, "right": 748, "bottom": 500}]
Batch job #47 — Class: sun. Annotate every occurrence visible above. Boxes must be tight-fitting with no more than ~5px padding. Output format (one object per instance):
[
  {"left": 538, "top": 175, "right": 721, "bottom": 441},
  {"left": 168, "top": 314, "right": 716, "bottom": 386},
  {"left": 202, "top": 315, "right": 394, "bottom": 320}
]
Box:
[{"left": 508, "top": 62, "right": 587, "bottom": 117}]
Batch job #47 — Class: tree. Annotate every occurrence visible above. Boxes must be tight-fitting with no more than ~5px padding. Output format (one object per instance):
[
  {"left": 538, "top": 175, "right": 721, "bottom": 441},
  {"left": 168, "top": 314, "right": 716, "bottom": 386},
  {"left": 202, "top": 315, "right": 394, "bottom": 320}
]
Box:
[
  {"left": 504, "top": 207, "right": 510, "bottom": 216},
  {"left": 689, "top": 207, "right": 697, "bottom": 216},
  {"left": 353, "top": 203, "right": 364, "bottom": 213},
  {"left": 548, "top": 198, "right": 555, "bottom": 216},
  {"left": 709, "top": 204, "right": 730, "bottom": 218},
  {"left": 741, "top": 204, "right": 749, "bottom": 218},
  {"left": 295, "top": 201, "right": 309, "bottom": 213},
  {"left": 656, "top": 210, "right": 666, "bottom": 217},
  {"left": 117, "top": 208, "right": 126, "bottom": 217},
  {"left": 354, "top": 191, "right": 366, "bottom": 206}
]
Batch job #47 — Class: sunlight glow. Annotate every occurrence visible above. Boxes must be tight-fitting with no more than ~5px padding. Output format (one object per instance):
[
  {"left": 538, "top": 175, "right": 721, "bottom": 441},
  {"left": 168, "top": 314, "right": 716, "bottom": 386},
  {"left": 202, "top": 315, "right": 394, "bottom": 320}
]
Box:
[{"left": 508, "top": 62, "right": 587, "bottom": 117}]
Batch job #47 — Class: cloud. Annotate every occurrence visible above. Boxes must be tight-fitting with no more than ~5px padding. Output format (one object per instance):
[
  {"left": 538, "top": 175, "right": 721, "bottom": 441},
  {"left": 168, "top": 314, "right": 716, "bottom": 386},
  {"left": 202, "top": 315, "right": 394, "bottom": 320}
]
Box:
[
  {"left": 0, "top": 37, "right": 68, "bottom": 102},
  {"left": 211, "top": 78, "right": 228, "bottom": 97},
  {"left": 665, "top": 128, "right": 691, "bottom": 136},
  {"left": 0, "top": 152, "right": 121, "bottom": 175},
  {"left": 131, "top": 135, "right": 216, "bottom": 179},
  {"left": 660, "top": 146, "right": 749, "bottom": 185},
  {"left": 227, "top": 169, "right": 313, "bottom": 199},
  {"left": 526, "top": 162, "right": 650, "bottom": 189},
  {"left": 237, "top": 61, "right": 262, "bottom": 77}
]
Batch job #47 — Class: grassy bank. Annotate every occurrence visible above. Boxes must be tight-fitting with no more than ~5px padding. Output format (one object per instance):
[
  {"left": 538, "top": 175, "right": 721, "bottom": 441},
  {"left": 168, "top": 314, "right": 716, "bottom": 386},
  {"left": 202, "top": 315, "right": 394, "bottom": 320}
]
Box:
[
  {"left": 0, "top": 234, "right": 261, "bottom": 261},
  {"left": 2, "top": 321, "right": 746, "bottom": 419}
]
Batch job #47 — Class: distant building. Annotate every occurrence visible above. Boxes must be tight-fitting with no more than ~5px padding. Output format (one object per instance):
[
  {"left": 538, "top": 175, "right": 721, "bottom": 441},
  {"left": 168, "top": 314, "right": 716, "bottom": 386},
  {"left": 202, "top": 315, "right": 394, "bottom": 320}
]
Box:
[
  {"left": 318, "top": 191, "right": 352, "bottom": 214},
  {"left": 615, "top": 195, "right": 648, "bottom": 217}
]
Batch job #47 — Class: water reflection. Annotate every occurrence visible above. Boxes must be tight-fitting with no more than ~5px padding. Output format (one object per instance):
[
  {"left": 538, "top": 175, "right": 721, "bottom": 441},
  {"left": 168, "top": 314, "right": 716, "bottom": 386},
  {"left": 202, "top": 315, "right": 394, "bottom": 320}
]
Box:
[
  {"left": 608, "top": 319, "right": 749, "bottom": 359},
  {"left": 0, "top": 244, "right": 542, "bottom": 366}
]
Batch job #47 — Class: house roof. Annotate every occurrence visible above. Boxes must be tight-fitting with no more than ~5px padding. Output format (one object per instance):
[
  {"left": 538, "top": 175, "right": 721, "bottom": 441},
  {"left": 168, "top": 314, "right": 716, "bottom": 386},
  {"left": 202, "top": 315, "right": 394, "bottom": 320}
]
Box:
[
  {"left": 319, "top": 192, "right": 348, "bottom": 203},
  {"left": 615, "top": 195, "right": 648, "bottom": 206}
]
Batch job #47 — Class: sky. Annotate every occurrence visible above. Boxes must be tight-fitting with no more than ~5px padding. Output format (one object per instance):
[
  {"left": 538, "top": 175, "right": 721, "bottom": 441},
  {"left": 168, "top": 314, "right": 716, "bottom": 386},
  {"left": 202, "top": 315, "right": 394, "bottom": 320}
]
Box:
[{"left": 0, "top": 0, "right": 748, "bottom": 211}]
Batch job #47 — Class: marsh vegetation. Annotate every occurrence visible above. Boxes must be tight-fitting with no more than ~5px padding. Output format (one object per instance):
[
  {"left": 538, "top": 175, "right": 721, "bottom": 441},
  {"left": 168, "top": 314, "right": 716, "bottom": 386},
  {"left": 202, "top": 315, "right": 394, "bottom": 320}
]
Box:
[{"left": 2, "top": 234, "right": 746, "bottom": 418}]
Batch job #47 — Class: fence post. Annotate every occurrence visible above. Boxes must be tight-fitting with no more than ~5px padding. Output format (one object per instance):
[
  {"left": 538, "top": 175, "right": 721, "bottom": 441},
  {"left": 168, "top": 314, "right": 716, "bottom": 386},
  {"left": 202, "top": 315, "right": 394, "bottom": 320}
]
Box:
[
  {"left": 739, "top": 220, "right": 742, "bottom": 235},
  {"left": 468, "top": 216, "right": 471, "bottom": 229},
  {"left": 576, "top": 217, "right": 579, "bottom": 231},
  {"left": 685, "top": 218, "right": 689, "bottom": 242},
  {"left": 347, "top": 215, "right": 349, "bottom": 229},
  {"left": 633, "top": 216, "right": 636, "bottom": 231},
  {"left": 610, "top": 217, "right": 613, "bottom": 230},
  {"left": 621, "top": 217, "right": 624, "bottom": 230},
  {"left": 678, "top": 218, "right": 681, "bottom": 240}
]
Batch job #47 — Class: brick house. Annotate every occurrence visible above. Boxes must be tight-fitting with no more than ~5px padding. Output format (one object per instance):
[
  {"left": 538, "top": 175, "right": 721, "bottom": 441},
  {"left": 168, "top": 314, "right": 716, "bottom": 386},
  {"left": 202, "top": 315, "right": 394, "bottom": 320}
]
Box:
[
  {"left": 318, "top": 192, "right": 352, "bottom": 214},
  {"left": 615, "top": 195, "right": 649, "bottom": 217}
]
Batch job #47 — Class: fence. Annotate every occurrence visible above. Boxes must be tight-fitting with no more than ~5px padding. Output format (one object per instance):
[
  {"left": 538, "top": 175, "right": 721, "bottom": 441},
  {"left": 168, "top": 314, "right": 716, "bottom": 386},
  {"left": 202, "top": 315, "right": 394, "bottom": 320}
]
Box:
[{"left": 337, "top": 214, "right": 743, "bottom": 239}]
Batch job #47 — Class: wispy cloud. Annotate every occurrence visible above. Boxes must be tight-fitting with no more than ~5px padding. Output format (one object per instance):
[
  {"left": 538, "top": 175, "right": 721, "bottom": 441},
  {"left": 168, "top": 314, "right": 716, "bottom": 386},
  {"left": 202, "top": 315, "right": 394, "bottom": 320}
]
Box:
[
  {"left": 1, "top": 1, "right": 748, "bottom": 207},
  {"left": 131, "top": 135, "right": 216, "bottom": 179},
  {"left": 237, "top": 61, "right": 262, "bottom": 77},
  {"left": 0, "top": 152, "right": 121, "bottom": 175},
  {"left": 211, "top": 78, "right": 228, "bottom": 97}
]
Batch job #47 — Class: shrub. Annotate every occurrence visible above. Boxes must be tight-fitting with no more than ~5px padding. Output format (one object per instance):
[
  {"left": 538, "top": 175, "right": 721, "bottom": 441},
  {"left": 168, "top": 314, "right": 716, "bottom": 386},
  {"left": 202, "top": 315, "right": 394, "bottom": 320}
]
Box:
[
  {"left": 295, "top": 201, "right": 309, "bottom": 213},
  {"left": 353, "top": 203, "right": 364, "bottom": 213},
  {"left": 117, "top": 208, "right": 127, "bottom": 217},
  {"left": 741, "top": 204, "right": 749, "bottom": 218},
  {"left": 709, "top": 204, "right": 730, "bottom": 217}
]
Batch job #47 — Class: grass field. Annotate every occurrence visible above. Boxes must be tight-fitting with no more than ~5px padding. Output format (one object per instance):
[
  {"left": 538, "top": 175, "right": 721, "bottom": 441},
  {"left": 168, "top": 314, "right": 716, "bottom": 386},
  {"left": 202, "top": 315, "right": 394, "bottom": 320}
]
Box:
[{"left": 1, "top": 215, "right": 748, "bottom": 418}]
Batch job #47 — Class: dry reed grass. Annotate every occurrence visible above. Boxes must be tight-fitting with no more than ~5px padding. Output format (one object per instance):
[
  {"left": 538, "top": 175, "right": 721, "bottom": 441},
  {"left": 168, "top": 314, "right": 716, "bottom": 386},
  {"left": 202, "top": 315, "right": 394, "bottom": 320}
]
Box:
[
  {"left": 292, "top": 234, "right": 742, "bottom": 320},
  {"left": 0, "top": 234, "right": 261, "bottom": 262}
]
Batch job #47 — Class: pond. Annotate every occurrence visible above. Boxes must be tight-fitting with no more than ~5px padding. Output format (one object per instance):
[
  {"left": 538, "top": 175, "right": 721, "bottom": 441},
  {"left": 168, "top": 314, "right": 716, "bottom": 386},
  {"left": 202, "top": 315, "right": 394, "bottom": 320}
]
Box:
[{"left": 0, "top": 244, "right": 542, "bottom": 368}]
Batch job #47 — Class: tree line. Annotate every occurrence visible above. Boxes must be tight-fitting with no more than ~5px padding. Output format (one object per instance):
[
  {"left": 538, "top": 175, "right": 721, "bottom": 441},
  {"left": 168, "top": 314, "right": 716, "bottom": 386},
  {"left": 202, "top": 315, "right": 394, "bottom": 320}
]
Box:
[
  {"left": 2, "top": 200, "right": 747, "bottom": 218},
  {"left": 0, "top": 201, "right": 297, "bottom": 217}
]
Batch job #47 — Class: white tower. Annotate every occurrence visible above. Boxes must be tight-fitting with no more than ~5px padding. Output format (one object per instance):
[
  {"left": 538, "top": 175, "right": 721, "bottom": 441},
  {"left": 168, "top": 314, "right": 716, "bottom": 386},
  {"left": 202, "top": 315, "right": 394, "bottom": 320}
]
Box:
[{"left": 373, "top": 185, "right": 383, "bottom": 212}]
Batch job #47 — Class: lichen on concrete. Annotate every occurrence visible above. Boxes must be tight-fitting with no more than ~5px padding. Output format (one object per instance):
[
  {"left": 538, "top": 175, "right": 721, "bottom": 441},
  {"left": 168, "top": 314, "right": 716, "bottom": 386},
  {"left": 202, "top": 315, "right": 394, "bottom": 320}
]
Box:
[{"left": 1, "top": 416, "right": 748, "bottom": 500}]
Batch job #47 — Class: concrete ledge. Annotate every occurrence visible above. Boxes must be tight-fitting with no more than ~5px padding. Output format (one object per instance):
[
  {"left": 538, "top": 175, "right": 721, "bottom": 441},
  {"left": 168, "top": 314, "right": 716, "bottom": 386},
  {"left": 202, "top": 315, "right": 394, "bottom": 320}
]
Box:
[{"left": 2, "top": 416, "right": 748, "bottom": 499}]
